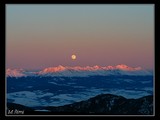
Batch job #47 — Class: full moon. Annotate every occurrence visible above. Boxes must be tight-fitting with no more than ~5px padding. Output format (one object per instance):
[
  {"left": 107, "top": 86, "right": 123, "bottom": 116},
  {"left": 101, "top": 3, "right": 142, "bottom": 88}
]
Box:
[{"left": 71, "top": 54, "right": 76, "bottom": 60}]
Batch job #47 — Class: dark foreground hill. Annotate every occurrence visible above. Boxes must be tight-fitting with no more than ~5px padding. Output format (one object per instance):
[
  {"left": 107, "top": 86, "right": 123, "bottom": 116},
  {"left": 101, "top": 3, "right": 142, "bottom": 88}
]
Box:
[{"left": 7, "top": 94, "right": 153, "bottom": 115}]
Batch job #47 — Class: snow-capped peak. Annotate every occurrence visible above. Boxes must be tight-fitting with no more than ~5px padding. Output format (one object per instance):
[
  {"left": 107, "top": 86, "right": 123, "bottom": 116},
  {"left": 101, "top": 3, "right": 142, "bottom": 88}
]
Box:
[
  {"left": 115, "top": 64, "right": 142, "bottom": 71},
  {"left": 6, "top": 68, "right": 26, "bottom": 77},
  {"left": 42, "top": 65, "right": 66, "bottom": 73}
]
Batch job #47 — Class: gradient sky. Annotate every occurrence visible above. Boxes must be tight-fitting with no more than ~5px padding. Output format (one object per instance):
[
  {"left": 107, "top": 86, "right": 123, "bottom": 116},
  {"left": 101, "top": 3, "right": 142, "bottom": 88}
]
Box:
[{"left": 6, "top": 4, "right": 154, "bottom": 70}]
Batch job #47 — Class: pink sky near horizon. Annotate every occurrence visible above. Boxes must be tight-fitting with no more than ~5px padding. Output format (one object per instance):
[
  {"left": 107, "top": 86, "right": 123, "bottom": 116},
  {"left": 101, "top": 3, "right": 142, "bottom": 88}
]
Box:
[{"left": 6, "top": 5, "right": 154, "bottom": 70}]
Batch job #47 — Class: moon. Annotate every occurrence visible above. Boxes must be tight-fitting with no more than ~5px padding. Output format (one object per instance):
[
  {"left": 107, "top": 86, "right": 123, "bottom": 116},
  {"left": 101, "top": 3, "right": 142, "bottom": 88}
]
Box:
[{"left": 71, "top": 54, "right": 76, "bottom": 60}]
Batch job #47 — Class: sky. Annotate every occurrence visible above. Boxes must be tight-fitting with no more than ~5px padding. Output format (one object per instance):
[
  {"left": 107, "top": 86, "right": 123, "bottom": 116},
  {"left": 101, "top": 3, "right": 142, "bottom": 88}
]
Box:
[{"left": 6, "top": 4, "right": 154, "bottom": 70}]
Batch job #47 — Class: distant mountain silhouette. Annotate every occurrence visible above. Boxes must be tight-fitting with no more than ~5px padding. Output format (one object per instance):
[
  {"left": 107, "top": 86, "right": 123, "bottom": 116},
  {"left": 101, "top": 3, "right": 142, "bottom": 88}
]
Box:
[{"left": 7, "top": 94, "right": 153, "bottom": 115}]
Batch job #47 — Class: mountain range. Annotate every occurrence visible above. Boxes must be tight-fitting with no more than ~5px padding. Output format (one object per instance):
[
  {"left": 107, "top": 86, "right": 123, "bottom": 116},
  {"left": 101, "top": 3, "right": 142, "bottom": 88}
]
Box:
[{"left": 6, "top": 64, "right": 153, "bottom": 77}]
